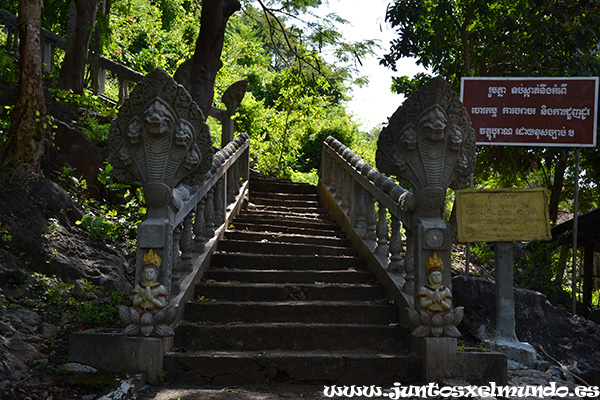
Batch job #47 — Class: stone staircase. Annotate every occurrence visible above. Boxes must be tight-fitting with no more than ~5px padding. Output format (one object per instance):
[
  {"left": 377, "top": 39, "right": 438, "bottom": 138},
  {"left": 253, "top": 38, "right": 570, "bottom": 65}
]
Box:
[{"left": 163, "top": 172, "right": 421, "bottom": 385}]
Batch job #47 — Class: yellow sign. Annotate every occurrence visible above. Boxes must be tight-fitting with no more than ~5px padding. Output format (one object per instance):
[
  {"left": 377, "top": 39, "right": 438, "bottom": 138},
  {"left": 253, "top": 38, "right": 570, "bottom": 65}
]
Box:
[{"left": 456, "top": 188, "right": 551, "bottom": 242}]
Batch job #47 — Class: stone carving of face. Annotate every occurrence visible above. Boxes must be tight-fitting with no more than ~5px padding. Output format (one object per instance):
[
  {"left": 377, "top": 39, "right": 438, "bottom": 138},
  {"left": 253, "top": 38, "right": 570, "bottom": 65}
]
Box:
[
  {"left": 145, "top": 99, "right": 174, "bottom": 136},
  {"left": 142, "top": 265, "right": 158, "bottom": 283},
  {"left": 127, "top": 119, "right": 142, "bottom": 144},
  {"left": 429, "top": 270, "right": 443, "bottom": 286},
  {"left": 419, "top": 106, "right": 447, "bottom": 141},
  {"left": 184, "top": 147, "right": 200, "bottom": 170},
  {"left": 175, "top": 121, "right": 193, "bottom": 148}
]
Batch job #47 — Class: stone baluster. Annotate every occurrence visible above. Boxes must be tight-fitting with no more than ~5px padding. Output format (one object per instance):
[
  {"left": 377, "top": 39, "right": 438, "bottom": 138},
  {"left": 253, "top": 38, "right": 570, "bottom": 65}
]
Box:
[
  {"left": 340, "top": 171, "right": 351, "bottom": 215},
  {"left": 7, "top": 28, "right": 18, "bottom": 54},
  {"left": 227, "top": 166, "right": 237, "bottom": 204},
  {"left": 353, "top": 184, "right": 367, "bottom": 238},
  {"left": 193, "top": 198, "right": 206, "bottom": 249},
  {"left": 375, "top": 202, "right": 389, "bottom": 260},
  {"left": 118, "top": 78, "right": 129, "bottom": 105},
  {"left": 41, "top": 39, "right": 53, "bottom": 72},
  {"left": 172, "top": 223, "right": 182, "bottom": 272},
  {"left": 327, "top": 156, "right": 337, "bottom": 195},
  {"left": 204, "top": 187, "right": 216, "bottom": 238},
  {"left": 403, "top": 230, "right": 415, "bottom": 294},
  {"left": 321, "top": 153, "right": 331, "bottom": 187},
  {"left": 214, "top": 176, "right": 225, "bottom": 226},
  {"left": 180, "top": 212, "right": 194, "bottom": 263},
  {"left": 388, "top": 216, "right": 403, "bottom": 273},
  {"left": 334, "top": 165, "right": 344, "bottom": 204},
  {"left": 365, "top": 192, "right": 377, "bottom": 242}
]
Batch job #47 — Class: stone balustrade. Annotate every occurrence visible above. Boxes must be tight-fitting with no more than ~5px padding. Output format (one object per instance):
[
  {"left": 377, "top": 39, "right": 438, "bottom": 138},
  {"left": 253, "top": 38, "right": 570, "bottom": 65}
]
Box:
[
  {"left": 320, "top": 136, "right": 416, "bottom": 299},
  {"left": 169, "top": 133, "right": 249, "bottom": 294}
]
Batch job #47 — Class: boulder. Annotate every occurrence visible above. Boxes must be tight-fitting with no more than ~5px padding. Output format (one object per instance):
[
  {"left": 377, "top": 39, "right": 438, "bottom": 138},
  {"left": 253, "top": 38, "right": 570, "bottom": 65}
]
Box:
[
  {"left": 453, "top": 276, "right": 600, "bottom": 385},
  {"left": 43, "top": 120, "right": 105, "bottom": 198},
  {"left": 0, "top": 250, "right": 27, "bottom": 286}
]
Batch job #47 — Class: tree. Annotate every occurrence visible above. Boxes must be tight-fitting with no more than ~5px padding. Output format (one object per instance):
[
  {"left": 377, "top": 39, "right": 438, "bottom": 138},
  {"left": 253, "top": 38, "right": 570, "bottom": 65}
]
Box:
[
  {"left": 189, "top": 0, "right": 241, "bottom": 118},
  {"left": 1, "top": 0, "right": 49, "bottom": 173},
  {"left": 58, "top": 0, "right": 101, "bottom": 93},
  {"left": 383, "top": 0, "right": 600, "bottom": 220}
]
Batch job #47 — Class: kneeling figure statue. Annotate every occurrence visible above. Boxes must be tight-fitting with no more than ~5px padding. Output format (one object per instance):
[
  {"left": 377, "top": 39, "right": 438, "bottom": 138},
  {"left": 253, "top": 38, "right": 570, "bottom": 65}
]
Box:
[
  {"left": 119, "top": 249, "right": 175, "bottom": 337},
  {"left": 408, "top": 252, "right": 463, "bottom": 337}
]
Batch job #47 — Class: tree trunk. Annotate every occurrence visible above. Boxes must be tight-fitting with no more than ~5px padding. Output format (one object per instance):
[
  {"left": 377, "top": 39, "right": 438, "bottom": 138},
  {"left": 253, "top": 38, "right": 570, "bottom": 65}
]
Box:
[
  {"left": 1, "top": 0, "right": 48, "bottom": 173},
  {"left": 190, "top": 0, "right": 240, "bottom": 118},
  {"left": 548, "top": 150, "right": 568, "bottom": 223},
  {"left": 91, "top": 0, "right": 111, "bottom": 94},
  {"left": 58, "top": 0, "right": 99, "bottom": 93}
]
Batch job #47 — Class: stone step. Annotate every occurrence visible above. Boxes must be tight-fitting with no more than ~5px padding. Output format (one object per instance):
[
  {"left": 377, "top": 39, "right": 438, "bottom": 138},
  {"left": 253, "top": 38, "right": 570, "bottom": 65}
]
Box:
[
  {"left": 163, "top": 349, "right": 422, "bottom": 385},
  {"left": 249, "top": 179, "right": 317, "bottom": 195},
  {"left": 173, "top": 322, "right": 410, "bottom": 351},
  {"left": 216, "top": 239, "right": 356, "bottom": 257},
  {"left": 203, "top": 268, "right": 375, "bottom": 284},
  {"left": 232, "top": 214, "right": 338, "bottom": 230},
  {"left": 195, "top": 282, "right": 385, "bottom": 302},
  {"left": 249, "top": 196, "right": 321, "bottom": 208},
  {"left": 245, "top": 204, "right": 326, "bottom": 215},
  {"left": 250, "top": 192, "right": 320, "bottom": 203},
  {"left": 210, "top": 253, "right": 366, "bottom": 270},
  {"left": 224, "top": 230, "right": 353, "bottom": 248},
  {"left": 236, "top": 210, "right": 332, "bottom": 223},
  {"left": 183, "top": 300, "right": 399, "bottom": 324},
  {"left": 229, "top": 222, "right": 346, "bottom": 238}
]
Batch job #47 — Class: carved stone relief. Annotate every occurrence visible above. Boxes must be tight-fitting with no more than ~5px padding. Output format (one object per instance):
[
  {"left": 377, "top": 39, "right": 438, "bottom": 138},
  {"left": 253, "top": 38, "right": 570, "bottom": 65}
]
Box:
[
  {"left": 108, "top": 68, "right": 214, "bottom": 208},
  {"left": 376, "top": 77, "right": 476, "bottom": 212}
]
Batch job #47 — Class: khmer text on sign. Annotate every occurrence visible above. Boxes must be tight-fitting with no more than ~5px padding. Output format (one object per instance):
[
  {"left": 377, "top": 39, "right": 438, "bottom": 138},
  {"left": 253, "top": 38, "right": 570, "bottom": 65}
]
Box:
[{"left": 461, "top": 77, "right": 598, "bottom": 147}]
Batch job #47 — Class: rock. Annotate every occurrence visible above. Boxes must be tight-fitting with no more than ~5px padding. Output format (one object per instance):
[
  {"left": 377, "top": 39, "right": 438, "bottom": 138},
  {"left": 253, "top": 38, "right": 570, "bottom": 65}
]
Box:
[
  {"left": 43, "top": 120, "right": 105, "bottom": 198},
  {"left": 0, "top": 249, "right": 27, "bottom": 286},
  {"left": 0, "top": 336, "right": 46, "bottom": 385},
  {"left": 63, "top": 362, "right": 98, "bottom": 374},
  {"left": 0, "top": 306, "right": 42, "bottom": 333},
  {"left": 453, "top": 276, "right": 600, "bottom": 385},
  {"left": 41, "top": 322, "right": 60, "bottom": 339},
  {"left": 28, "top": 175, "right": 83, "bottom": 227},
  {"left": 42, "top": 231, "right": 132, "bottom": 293}
]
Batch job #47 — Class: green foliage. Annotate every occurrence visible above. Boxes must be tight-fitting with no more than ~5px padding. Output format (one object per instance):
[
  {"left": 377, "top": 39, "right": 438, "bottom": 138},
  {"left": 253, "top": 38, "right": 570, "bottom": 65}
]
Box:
[
  {"left": 383, "top": 0, "right": 600, "bottom": 219},
  {"left": 0, "top": 222, "right": 12, "bottom": 246},
  {"left": 297, "top": 111, "right": 360, "bottom": 172},
  {"left": 17, "top": 272, "right": 125, "bottom": 332},
  {"left": 470, "top": 242, "right": 494, "bottom": 266},
  {"left": 77, "top": 171, "right": 145, "bottom": 248},
  {"left": 108, "top": 0, "right": 196, "bottom": 73},
  {"left": 78, "top": 113, "right": 112, "bottom": 146},
  {"left": 514, "top": 241, "right": 564, "bottom": 299},
  {"left": 384, "top": 0, "right": 600, "bottom": 91},
  {"left": 53, "top": 162, "right": 145, "bottom": 249},
  {"left": 0, "top": 49, "right": 18, "bottom": 85},
  {"left": 216, "top": 10, "right": 371, "bottom": 179}
]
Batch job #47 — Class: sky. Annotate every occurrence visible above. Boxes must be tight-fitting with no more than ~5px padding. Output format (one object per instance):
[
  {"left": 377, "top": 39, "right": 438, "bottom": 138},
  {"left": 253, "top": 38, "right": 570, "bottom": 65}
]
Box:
[{"left": 313, "top": 0, "right": 426, "bottom": 132}]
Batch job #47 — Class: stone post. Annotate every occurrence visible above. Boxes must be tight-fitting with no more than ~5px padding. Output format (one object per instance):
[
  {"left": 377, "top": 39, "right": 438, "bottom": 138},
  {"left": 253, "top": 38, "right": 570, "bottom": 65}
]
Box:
[
  {"left": 494, "top": 242, "right": 517, "bottom": 341},
  {"left": 376, "top": 77, "right": 476, "bottom": 338},
  {"left": 108, "top": 68, "right": 214, "bottom": 337}
]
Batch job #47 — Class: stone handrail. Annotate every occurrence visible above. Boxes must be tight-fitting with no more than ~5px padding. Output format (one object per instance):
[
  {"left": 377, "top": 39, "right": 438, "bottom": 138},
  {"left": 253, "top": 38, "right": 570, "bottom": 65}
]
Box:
[
  {"left": 319, "top": 136, "right": 416, "bottom": 316},
  {"left": 168, "top": 133, "right": 249, "bottom": 322},
  {"left": 119, "top": 132, "right": 250, "bottom": 337},
  {"left": 1, "top": 8, "right": 144, "bottom": 104}
]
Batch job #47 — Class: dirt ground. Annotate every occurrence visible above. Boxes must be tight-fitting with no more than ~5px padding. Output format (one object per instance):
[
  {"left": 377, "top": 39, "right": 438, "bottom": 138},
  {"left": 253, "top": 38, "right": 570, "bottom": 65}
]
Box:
[{"left": 136, "top": 384, "right": 330, "bottom": 400}]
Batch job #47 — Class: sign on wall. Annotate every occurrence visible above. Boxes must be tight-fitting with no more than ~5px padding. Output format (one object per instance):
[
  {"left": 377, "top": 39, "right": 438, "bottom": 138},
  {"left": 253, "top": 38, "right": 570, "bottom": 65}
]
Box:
[
  {"left": 456, "top": 188, "right": 552, "bottom": 243},
  {"left": 461, "top": 77, "right": 598, "bottom": 147}
]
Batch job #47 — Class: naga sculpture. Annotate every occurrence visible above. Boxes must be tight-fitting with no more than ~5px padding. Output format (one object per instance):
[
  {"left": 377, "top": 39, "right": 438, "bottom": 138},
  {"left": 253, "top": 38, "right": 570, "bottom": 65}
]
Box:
[
  {"left": 376, "top": 77, "right": 475, "bottom": 337},
  {"left": 108, "top": 68, "right": 214, "bottom": 337},
  {"left": 108, "top": 67, "right": 214, "bottom": 209},
  {"left": 376, "top": 77, "right": 476, "bottom": 214}
]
